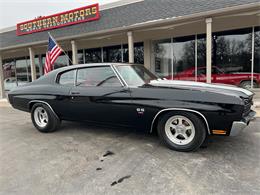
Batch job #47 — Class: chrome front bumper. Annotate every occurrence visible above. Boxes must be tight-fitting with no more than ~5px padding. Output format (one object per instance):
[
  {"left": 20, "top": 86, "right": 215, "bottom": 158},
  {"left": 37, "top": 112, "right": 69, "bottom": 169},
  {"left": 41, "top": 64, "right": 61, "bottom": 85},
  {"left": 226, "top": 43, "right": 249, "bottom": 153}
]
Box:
[{"left": 229, "top": 110, "right": 256, "bottom": 136}]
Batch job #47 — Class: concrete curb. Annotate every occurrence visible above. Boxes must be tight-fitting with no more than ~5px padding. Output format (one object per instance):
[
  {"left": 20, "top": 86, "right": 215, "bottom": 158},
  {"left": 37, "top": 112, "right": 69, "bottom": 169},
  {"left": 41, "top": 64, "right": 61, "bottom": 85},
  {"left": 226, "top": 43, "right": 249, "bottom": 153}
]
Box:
[{"left": 0, "top": 99, "right": 11, "bottom": 107}]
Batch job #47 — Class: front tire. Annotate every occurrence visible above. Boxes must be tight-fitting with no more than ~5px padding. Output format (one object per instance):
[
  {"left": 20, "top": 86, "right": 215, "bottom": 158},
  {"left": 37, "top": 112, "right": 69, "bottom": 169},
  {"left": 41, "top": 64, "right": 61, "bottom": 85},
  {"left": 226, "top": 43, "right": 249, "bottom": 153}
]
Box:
[
  {"left": 31, "top": 103, "right": 60, "bottom": 133},
  {"left": 157, "top": 111, "right": 206, "bottom": 152}
]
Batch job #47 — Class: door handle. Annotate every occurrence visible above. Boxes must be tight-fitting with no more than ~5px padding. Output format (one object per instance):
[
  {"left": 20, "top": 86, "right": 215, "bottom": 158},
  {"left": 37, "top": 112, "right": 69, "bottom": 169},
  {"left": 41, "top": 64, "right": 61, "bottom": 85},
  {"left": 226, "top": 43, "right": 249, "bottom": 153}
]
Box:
[{"left": 70, "top": 91, "right": 80, "bottom": 95}]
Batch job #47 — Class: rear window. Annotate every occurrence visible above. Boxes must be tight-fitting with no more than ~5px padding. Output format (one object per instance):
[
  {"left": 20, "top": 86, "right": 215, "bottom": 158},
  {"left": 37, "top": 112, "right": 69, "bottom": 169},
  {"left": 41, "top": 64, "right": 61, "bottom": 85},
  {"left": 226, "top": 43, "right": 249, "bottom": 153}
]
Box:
[{"left": 58, "top": 70, "right": 76, "bottom": 86}]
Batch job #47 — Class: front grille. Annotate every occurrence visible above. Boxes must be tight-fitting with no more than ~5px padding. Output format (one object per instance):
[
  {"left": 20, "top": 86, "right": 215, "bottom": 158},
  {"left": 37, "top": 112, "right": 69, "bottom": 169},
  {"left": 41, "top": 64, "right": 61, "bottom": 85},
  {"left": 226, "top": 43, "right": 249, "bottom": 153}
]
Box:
[{"left": 243, "top": 97, "right": 253, "bottom": 117}]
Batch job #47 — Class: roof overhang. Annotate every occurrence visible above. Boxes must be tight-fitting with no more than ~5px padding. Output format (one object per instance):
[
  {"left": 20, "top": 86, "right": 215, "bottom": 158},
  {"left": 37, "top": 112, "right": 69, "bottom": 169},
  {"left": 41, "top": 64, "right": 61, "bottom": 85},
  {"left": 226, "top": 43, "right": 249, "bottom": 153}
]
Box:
[{"left": 0, "top": 2, "right": 259, "bottom": 52}]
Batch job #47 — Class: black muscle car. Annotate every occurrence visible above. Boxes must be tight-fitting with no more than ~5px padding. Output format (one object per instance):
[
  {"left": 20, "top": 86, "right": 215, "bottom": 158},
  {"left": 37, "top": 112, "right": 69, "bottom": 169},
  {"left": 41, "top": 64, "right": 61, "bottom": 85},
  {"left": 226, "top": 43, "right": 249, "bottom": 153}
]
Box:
[{"left": 8, "top": 63, "right": 256, "bottom": 152}]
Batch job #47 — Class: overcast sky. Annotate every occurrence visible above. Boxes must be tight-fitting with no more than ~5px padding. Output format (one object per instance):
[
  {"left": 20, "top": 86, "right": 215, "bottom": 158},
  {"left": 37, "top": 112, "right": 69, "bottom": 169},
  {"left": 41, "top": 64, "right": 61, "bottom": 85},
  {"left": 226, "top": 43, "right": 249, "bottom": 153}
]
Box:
[{"left": 0, "top": 0, "right": 120, "bottom": 29}]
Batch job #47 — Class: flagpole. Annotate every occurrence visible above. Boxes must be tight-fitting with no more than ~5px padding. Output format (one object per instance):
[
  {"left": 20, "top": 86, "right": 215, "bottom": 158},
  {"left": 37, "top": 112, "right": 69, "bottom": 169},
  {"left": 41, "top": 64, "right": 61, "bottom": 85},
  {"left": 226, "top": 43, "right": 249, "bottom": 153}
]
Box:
[{"left": 48, "top": 32, "right": 74, "bottom": 65}]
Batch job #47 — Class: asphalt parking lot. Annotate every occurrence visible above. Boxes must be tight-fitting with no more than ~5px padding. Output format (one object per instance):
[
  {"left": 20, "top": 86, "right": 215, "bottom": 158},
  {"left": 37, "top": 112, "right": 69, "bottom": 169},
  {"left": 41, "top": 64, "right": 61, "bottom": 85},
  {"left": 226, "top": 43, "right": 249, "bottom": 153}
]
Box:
[{"left": 0, "top": 106, "right": 260, "bottom": 195}]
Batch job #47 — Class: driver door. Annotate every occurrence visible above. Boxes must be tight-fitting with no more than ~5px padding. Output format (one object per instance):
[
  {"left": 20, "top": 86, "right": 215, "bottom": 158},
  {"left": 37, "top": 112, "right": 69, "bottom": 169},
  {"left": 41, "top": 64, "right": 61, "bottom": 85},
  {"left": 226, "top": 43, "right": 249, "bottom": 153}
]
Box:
[{"left": 68, "top": 65, "right": 134, "bottom": 126}]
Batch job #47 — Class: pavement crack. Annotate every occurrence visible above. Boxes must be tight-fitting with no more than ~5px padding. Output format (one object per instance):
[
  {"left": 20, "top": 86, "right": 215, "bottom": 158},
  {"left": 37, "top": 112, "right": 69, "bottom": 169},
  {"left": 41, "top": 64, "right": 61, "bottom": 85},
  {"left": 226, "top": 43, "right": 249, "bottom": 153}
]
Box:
[
  {"left": 103, "top": 150, "right": 115, "bottom": 157},
  {"left": 111, "top": 175, "right": 131, "bottom": 186}
]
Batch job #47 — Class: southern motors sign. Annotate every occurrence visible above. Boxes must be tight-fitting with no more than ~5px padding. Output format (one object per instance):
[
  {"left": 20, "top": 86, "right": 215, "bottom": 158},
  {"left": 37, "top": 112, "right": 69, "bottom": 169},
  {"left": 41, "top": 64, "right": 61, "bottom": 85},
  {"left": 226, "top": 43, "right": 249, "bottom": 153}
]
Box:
[{"left": 16, "top": 4, "right": 100, "bottom": 36}]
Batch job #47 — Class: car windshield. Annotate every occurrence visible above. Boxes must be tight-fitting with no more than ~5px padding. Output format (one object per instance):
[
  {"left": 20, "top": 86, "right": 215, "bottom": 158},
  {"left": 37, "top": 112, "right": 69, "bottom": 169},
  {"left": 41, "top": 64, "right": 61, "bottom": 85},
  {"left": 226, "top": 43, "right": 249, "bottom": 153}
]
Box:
[{"left": 115, "top": 65, "right": 157, "bottom": 86}]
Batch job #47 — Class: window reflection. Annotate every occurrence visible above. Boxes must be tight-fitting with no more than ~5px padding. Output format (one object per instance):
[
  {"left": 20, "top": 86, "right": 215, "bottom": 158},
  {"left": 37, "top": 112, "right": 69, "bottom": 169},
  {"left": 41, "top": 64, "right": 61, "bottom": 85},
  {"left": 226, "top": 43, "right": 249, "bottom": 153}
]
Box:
[
  {"left": 153, "top": 37, "right": 196, "bottom": 80},
  {"left": 15, "top": 57, "right": 31, "bottom": 85},
  {"left": 212, "top": 28, "right": 253, "bottom": 88},
  {"left": 122, "top": 43, "right": 144, "bottom": 64},
  {"left": 53, "top": 54, "right": 69, "bottom": 69},
  {"left": 152, "top": 27, "right": 260, "bottom": 88},
  {"left": 42, "top": 53, "right": 69, "bottom": 70},
  {"left": 172, "top": 36, "right": 195, "bottom": 81},
  {"left": 122, "top": 44, "right": 128, "bottom": 63},
  {"left": 153, "top": 39, "right": 172, "bottom": 78},
  {"left": 34, "top": 55, "right": 42, "bottom": 78},
  {"left": 78, "top": 50, "right": 84, "bottom": 64},
  {"left": 103, "top": 45, "right": 122, "bottom": 62},
  {"left": 2, "top": 60, "right": 16, "bottom": 91},
  {"left": 134, "top": 42, "right": 144, "bottom": 64},
  {"left": 85, "top": 48, "right": 102, "bottom": 63},
  {"left": 196, "top": 35, "right": 206, "bottom": 82},
  {"left": 254, "top": 27, "right": 260, "bottom": 88}
]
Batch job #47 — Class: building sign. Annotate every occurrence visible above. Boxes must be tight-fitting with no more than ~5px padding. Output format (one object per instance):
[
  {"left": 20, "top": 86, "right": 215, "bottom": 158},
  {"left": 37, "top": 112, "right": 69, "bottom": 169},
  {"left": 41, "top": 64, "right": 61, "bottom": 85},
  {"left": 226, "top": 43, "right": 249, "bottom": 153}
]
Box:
[{"left": 16, "top": 4, "right": 100, "bottom": 36}]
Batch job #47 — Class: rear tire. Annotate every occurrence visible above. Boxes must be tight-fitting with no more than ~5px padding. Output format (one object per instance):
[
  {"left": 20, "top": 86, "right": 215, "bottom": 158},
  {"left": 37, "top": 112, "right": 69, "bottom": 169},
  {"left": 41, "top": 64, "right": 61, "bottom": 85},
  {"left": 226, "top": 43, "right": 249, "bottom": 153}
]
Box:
[
  {"left": 31, "top": 103, "right": 60, "bottom": 133},
  {"left": 157, "top": 111, "right": 206, "bottom": 152},
  {"left": 240, "top": 81, "right": 257, "bottom": 89}
]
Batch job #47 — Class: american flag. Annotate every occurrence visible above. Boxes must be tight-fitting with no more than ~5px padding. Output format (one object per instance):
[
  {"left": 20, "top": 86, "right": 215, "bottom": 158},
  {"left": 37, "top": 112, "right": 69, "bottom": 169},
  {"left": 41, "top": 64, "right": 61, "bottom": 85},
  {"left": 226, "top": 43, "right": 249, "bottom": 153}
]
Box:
[{"left": 44, "top": 35, "right": 62, "bottom": 74}]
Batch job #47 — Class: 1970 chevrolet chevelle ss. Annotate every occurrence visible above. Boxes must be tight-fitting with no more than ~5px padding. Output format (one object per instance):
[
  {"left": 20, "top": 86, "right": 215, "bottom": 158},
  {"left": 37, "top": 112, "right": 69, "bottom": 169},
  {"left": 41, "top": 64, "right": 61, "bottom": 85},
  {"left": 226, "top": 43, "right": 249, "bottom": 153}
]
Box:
[{"left": 8, "top": 63, "right": 256, "bottom": 152}]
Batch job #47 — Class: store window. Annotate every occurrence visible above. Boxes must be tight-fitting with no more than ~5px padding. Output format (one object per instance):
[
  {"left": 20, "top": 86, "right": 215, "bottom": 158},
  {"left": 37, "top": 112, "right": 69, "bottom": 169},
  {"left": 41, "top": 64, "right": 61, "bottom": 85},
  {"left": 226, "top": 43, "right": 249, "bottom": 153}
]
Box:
[
  {"left": 153, "top": 39, "right": 172, "bottom": 78},
  {"left": 153, "top": 37, "right": 196, "bottom": 80},
  {"left": 78, "top": 50, "right": 84, "bottom": 64},
  {"left": 212, "top": 28, "right": 253, "bottom": 88},
  {"left": 2, "top": 60, "right": 16, "bottom": 91},
  {"left": 85, "top": 48, "right": 102, "bottom": 63},
  {"left": 41, "top": 53, "right": 69, "bottom": 72},
  {"left": 196, "top": 34, "right": 207, "bottom": 82},
  {"left": 103, "top": 45, "right": 122, "bottom": 62},
  {"left": 254, "top": 27, "right": 260, "bottom": 88},
  {"left": 54, "top": 54, "right": 69, "bottom": 69},
  {"left": 122, "top": 44, "right": 128, "bottom": 63},
  {"left": 152, "top": 27, "right": 259, "bottom": 88},
  {"left": 172, "top": 36, "right": 195, "bottom": 81},
  {"left": 34, "top": 55, "right": 42, "bottom": 78},
  {"left": 15, "top": 57, "right": 31, "bottom": 85},
  {"left": 134, "top": 42, "right": 144, "bottom": 64},
  {"left": 123, "top": 42, "right": 144, "bottom": 64}
]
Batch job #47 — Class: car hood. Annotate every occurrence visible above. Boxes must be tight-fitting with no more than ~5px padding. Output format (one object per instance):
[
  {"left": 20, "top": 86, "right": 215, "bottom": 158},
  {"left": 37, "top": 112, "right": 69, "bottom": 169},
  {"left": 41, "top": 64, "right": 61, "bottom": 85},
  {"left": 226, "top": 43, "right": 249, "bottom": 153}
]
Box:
[{"left": 148, "top": 79, "right": 253, "bottom": 98}]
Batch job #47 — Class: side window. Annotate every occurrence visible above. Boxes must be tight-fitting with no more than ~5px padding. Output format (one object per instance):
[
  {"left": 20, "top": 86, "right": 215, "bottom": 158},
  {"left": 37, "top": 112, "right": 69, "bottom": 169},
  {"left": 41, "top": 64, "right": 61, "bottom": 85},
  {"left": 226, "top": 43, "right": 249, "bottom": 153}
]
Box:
[
  {"left": 58, "top": 70, "right": 76, "bottom": 86},
  {"left": 76, "top": 66, "right": 122, "bottom": 87}
]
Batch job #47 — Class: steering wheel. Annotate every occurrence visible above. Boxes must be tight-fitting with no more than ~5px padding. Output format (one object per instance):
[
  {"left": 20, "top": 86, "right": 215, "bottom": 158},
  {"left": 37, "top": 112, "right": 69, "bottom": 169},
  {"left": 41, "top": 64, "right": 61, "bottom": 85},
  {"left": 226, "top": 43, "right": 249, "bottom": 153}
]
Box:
[{"left": 96, "top": 76, "right": 118, "bottom": 86}]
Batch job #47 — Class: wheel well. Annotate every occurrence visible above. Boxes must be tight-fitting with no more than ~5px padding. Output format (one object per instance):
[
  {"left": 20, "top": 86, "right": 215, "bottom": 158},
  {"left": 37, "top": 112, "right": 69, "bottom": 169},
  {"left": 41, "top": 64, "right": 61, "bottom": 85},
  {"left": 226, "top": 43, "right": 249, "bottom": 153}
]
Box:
[
  {"left": 150, "top": 109, "right": 210, "bottom": 135},
  {"left": 240, "top": 79, "right": 258, "bottom": 85},
  {"left": 28, "top": 102, "right": 36, "bottom": 111},
  {"left": 28, "top": 100, "right": 59, "bottom": 119}
]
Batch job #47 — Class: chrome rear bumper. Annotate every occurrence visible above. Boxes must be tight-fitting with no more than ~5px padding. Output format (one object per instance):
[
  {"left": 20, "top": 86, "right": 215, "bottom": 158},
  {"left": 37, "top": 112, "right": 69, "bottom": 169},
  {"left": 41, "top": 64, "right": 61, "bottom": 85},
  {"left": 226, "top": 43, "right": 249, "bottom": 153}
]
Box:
[{"left": 229, "top": 110, "right": 256, "bottom": 136}]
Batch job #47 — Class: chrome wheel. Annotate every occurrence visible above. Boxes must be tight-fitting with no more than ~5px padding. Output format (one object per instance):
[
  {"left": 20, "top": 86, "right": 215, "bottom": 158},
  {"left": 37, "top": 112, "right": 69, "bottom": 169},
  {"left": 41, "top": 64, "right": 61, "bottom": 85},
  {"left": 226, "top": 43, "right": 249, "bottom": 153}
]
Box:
[
  {"left": 34, "top": 107, "right": 48, "bottom": 128},
  {"left": 243, "top": 84, "right": 251, "bottom": 90},
  {"left": 165, "top": 115, "right": 195, "bottom": 145}
]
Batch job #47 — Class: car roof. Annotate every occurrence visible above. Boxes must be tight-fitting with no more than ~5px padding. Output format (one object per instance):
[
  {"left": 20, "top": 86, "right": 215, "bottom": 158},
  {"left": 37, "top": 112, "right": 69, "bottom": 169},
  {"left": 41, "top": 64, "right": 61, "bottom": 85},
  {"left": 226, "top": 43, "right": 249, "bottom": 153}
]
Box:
[
  {"left": 33, "top": 63, "right": 142, "bottom": 84},
  {"left": 54, "top": 63, "right": 141, "bottom": 72},
  {"left": 69, "top": 62, "right": 139, "bottom": 67}
]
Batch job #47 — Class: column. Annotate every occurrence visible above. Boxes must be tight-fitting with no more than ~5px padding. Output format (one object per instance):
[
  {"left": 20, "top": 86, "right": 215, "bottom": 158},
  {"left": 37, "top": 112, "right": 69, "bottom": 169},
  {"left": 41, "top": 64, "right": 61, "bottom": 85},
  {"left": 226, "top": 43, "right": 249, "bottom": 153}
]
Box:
[
  {"left": 206, "top": 18, "right": 212, "bottom": 83},
  {"left": 29, "top": 47, "right": 36, "bottom": 81},
  {"left": 251, "top": 27, "right": 255, "bottom": 88},
  {"left": 0, "top": 54, "right": 5, "bottom": 98},
  {"left": 127, "top": 31, "right": 134, "bottom": 63},
  {"left": 71, "top": 40, "right": 78, "bottom": 65},
  {"left": 144, "top": 40, "right": 151, "bottom": 70}
]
